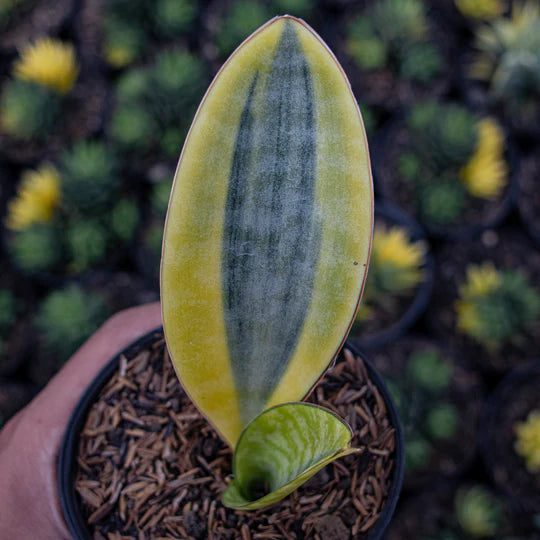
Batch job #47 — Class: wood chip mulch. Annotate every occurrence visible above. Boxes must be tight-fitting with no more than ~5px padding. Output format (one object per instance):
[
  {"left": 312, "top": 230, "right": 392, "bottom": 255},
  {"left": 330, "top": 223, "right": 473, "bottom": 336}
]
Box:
[{"left": 75, "top": 335, "right": 396, "bottom": 540}]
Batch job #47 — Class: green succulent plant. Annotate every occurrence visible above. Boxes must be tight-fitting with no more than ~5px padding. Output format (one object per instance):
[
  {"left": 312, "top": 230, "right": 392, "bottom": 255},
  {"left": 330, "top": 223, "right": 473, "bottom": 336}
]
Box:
[
  {"left": 155, "top": 0, "right": 197, "bottom": 36},
  {"left": 60, "top": 140, "right": 119, "bottom": 215},
  {"left": 216, "top": 1, "right": 271, "bottom": 57},
  {"left": 408, "top": 102, "right": 477, "bottom": 170},
  {"left": 470, "top": 1, "right": 540, "bottom": 124},
  {"left": 110, "top": 198, "right": 140, "bottom": 242},
  {"left": 408, "top": 350, "right": 453, "bottom": 394},
  {"left": 455, "top": 486, "right": 503, "bottom": 537},
  {"left": 103, "top": 0, "right": 197, "bottom": 67},
  {"left": 399, "top": 42, "right": 444, "bottom": 83},
  {"left": 66, "top": 220, "right": 108, "bottom": 273},
  {"left": 425, "top": 403, "right": 459, "bottom": 440},
  {"left": 103, "top": 15, "right": 146, "bottom": 68},
  {"left": 347, "top": 0, "right": 443, "bottom": 83},
  {"left": 10, "top": 224, "right": 63, "bottom": 274},
  {"left": 417, "top": 178, "right": 466, "bottom": 226},
  {"left": 405, "top": 435, "right": 433, "bottom": 471},
  {"left": 115, "top": 69, "right": 152, "bottom": 102},
  {"left": 398, "top": 101, "right": 510, "bottom": 228},
  {"left": 151, "top": 179, "right": 173, "bottom": 216},
  {"left": 36, "top": 285, "right": 109, "bottom": 364},
  {"left": 0, "top": 290, "right": 17, "bottom": 333},
  {"left": 387, "top": 348, "right": 460, "bottom": 472},
  {"left": 110, "top": 104, "right": 155, "bottom": 150},
  {"left": 0, "top": 80, "right": 60, "bottom": 139},
  {"left": 456, "top": 264, "right": 540, "bottom": 350},
  {"left": 111, "top": 51, "right": 207, "bottom": 158}
]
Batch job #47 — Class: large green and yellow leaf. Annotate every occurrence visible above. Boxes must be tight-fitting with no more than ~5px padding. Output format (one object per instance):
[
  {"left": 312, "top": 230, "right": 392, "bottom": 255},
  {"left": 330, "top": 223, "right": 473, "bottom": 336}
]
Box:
[
  {"left": 161, "top": 16, "right": 373, "bottom": 447},
  {"left": 222, "top": 403, "right": 360, "bottom": 510}
]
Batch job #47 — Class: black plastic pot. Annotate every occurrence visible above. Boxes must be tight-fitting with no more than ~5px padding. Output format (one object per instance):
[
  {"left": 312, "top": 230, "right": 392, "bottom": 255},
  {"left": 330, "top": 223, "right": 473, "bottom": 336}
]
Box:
[
  {"left": 350, "top": 200, "right": 434, "bottom": 351},
  {"left": 58, "top": 329, "right": 404, "bottom": 540},
  {"left": 371, "top": 113, "right": 520, "bottom": 242},
  {"left": 481, "top": 359, "right": 540, "bottom": 523}
]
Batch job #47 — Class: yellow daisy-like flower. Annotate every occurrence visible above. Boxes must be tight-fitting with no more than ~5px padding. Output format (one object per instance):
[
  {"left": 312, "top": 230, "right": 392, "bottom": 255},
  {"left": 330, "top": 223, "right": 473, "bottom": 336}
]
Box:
[
  {"left": 461, "top": 118, "right": 508, "bottom": 199},
  {"left": 455, "top": 0, "right": 504, "bottom": 20},
  {"left": 515, "top": 410, "right": 540, "bottom": 473},
  {"left": 455, "top": 263, "right": 501, "bottom": 345},
  {"left": 104, "top": 44, "right": 135, "bottom": 69},
  {"left": 6, "top": 163, "right": 61, "bottom": 231},
  {"left": 372, "top": 226, "right": 426, "bottom": 290},
  {"left": 459, "top": 262, "right": 502, "bottom": 299},
  {"left": 455, "top": 299, "right": 483, "bottom": 336},
  {"left": 13, "top": 37, "right": 79, "bottom": 94}
]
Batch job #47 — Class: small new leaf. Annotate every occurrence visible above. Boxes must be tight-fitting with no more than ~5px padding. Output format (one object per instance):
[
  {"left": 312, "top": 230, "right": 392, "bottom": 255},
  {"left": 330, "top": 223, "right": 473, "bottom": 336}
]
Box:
[{"left": 222, "top": 403, "right": 360, "bottom": 510}]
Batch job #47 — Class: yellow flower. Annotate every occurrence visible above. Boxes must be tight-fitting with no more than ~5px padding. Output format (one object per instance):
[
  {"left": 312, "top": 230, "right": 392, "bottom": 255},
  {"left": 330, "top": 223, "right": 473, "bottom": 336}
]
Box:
[
  {"left": 455, "top": 0, "right": 504, "bottom": 20},
  {"left": 461, "top": 118, "right": 508, "bottom": 199},
  {"left": 6, "top": 163, "right": 61, "bottom": 231},
  {"left": 455, "top": 300, "right": 483, "bottom": 336},
  {"left": 470, "top": 1, "right": 540, "bottom": 80},
  {"left": 13, "top": 38, "right": 79, "bottom": 94},
  {"left": 104, "top": 44, "right": 135, "bottom": 69},
  {"left": 455, "top": 263, "right": 502, "bottom": 347},
  {"left": 372, "top": 226, "right": 426, "bottom": 291},
  {"left": 515, "top": 410, "right": 540, "bottom": 473},
  {"left": 459, "top": 262, "right": 501, "bottom": 299}
]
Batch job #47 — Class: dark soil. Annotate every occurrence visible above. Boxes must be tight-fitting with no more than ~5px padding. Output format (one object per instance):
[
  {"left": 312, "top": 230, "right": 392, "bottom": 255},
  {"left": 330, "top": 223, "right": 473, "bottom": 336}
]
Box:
[
  {"left": 74, "top": 333, "right": 397, "bottom": 539},
  {"left": 370, "top": 337, "right": 483, "bottom": 490},
  {"left": 518, "top": 153, "right": 540, "bottom": 246},
  {"left": 374, "top": 121, "right": 515, "bottom": 239},
  {"left": 427, "top": 227, "right": 540, "bottom": 373},
  {"left": 484, "top": 361, "right": 540, "bottom": 518}
]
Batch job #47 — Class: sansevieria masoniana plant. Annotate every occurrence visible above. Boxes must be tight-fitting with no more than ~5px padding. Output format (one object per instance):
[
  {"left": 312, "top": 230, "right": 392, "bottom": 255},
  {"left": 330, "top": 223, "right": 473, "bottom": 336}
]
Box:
[{"left": 161, "top": 16, "right": 373, "bottom": 510}]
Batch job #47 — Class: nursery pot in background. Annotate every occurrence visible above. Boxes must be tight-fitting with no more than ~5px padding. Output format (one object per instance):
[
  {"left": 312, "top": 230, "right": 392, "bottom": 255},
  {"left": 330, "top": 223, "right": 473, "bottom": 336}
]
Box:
[
  {"left": 58, "top": 329, "right": 404, "bottom": 539},
  {"left": 350, "top": 200, "right": 434, "bottom": 351},
  {"left": 482, "top": 359, "right": 540, "bottom": 524}
]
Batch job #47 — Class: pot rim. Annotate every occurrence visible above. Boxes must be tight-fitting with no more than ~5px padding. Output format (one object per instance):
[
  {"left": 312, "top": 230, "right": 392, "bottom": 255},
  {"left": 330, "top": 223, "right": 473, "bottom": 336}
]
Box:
[{"left": 58, "top": 328, "right": 405, "bottom": 540}]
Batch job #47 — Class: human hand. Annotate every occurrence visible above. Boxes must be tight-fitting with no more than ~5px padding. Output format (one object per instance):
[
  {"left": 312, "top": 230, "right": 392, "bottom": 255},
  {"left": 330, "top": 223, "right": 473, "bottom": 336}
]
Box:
[{"left": 0, "top": 302, "right": 162, "bottom": 540}]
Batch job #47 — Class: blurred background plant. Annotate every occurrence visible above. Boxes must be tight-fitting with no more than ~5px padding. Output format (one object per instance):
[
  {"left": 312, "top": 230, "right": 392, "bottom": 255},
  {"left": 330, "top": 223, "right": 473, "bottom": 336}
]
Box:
[
  {"left": 514, "top": 409, "right": 540, "bottom": 473},
  {"left": 354, "top": 224, "right": 426, "bottom": 325},
  {"left": 455, "top": 262, "right": 540, "bottom": 350},
  {"left": 397, "top": 102, "right": 508, "bottom": 227},
  {"left": 102, "top": 0, "right": 198, "bottom": 68},
  {"left": 0, "top": 38, "right": 78, "bottom": 140},
  {"left": 455, "top": 486, "right": 504, "bottom": 537},
  {"left": 110, "top": 50, "right": 208, "bottom": 162},
  {"left": 455, "top": 0, "right": 505, "bottom": 21},
  {"left": 469, "top": 0, "right": 540, "bottom": 134},
  {"left": 347, "top": 0, "right": 443, "bottom": 85},
  {"left": 387, "top": 349, "right": 459, "bottom": 473},
  {"left": 32, "top": 284, "right": 109, "bottom": 383}
]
